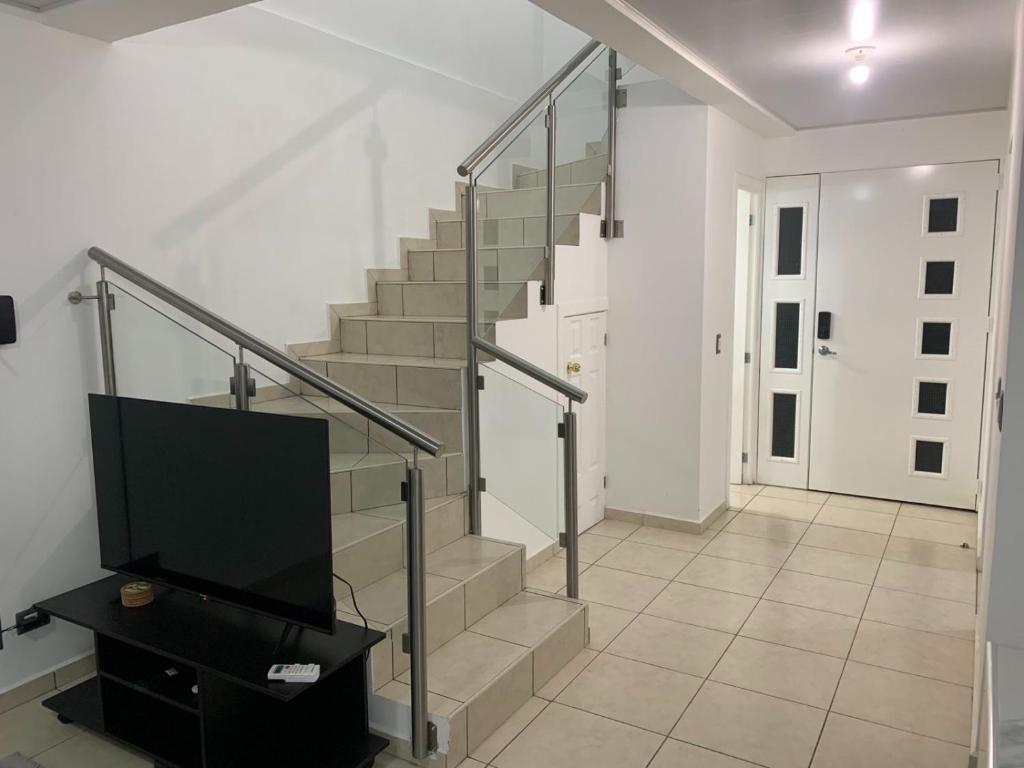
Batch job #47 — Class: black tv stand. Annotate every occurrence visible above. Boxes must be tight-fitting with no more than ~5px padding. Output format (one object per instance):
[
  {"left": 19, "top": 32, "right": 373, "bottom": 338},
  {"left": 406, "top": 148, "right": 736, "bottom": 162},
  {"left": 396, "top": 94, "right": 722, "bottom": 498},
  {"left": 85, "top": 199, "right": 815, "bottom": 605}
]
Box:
[{"left": 34, "top": 576, "right": 388, "bottom": 768}]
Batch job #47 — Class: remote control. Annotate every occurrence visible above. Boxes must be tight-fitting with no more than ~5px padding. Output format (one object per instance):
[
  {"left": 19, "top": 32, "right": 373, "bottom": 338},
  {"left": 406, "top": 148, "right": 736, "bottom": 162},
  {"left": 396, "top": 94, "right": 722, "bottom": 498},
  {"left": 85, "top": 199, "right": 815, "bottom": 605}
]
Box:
[{"left": 267, "top": 663, "right": 320, "bottom": 683}]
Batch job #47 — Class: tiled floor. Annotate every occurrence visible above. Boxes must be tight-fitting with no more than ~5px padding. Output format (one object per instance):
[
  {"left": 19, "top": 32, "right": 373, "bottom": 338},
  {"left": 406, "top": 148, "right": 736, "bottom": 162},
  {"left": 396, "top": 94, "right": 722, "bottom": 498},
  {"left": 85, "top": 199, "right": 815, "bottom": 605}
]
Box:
[{"left": 0, "top": 485, "right": 978, "bottom": 768}]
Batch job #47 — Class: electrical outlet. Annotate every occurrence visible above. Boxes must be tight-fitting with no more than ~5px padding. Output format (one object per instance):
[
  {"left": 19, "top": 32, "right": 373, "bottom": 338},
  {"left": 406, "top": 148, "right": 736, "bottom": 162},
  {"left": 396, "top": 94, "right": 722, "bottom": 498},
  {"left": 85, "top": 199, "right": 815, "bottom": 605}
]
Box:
[{"left": 15, "top": 608, "right": 50, "bottom": 635}]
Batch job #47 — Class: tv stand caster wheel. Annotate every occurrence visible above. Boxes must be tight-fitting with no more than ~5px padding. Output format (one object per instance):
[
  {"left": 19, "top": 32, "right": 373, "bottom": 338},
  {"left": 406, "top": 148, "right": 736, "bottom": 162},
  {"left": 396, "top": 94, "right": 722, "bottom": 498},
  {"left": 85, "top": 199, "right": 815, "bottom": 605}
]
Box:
[{"left": 57, "top": 714, "right": 72, "bottom": 725}]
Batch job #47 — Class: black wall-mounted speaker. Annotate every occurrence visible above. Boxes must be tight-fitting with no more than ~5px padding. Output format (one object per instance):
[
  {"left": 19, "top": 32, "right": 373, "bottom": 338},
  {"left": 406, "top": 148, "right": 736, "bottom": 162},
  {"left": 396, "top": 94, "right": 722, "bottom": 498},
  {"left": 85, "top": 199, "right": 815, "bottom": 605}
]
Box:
[{"left": 0, "top": 296, "right": 16, "bottom": 344}]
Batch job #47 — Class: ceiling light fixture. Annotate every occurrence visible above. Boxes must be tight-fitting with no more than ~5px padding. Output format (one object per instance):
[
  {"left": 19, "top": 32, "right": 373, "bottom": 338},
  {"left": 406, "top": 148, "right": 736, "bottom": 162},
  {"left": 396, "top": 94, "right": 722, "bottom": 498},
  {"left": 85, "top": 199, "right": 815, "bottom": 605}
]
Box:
[{"left": 846, "top": 45, "right": 875, "bottom": 84}]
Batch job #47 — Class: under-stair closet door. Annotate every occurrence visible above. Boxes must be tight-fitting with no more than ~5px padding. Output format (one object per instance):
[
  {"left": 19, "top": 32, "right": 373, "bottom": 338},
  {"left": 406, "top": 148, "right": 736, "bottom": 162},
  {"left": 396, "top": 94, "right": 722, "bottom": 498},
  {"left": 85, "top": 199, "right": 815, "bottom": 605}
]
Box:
[
  {"left": 755, "top": 175, "right": 820, "bottom": 489},
  {"left": 560, "top": 311, "right": 607, "bottom": 533},
  {"left": 808, "top": 162, "right": 997, "bottom": 508}
]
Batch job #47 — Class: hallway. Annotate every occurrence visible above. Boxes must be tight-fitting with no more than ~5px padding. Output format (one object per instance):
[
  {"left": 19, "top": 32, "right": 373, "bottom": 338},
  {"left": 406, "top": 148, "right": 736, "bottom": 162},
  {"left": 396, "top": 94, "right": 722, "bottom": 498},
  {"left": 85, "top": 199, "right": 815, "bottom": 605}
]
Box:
[{"left": 0, "top": 486, "right": 979, "bottom": 767}]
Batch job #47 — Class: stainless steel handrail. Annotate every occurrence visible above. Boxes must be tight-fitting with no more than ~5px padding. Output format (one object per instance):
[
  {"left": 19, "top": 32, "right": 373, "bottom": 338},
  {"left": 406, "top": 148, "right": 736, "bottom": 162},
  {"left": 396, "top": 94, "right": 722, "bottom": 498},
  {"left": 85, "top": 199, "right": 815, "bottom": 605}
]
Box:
[
  {"left": 473, "top": 336, "right": 587, "bottom": 403},
  {"left": 457, "top": 39, "right": 601, "bottom": 177},
  {"left": 86, "top": 247, "right": 444, "bottom": 457}
]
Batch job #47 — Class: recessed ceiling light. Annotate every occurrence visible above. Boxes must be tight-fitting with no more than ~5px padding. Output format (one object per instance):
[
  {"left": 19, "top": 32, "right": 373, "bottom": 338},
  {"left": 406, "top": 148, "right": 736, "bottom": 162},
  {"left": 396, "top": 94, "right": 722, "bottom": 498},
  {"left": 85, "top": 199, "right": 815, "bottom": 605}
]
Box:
[{"left": 846, "top": 45, "right": 876, "bottom": 85}]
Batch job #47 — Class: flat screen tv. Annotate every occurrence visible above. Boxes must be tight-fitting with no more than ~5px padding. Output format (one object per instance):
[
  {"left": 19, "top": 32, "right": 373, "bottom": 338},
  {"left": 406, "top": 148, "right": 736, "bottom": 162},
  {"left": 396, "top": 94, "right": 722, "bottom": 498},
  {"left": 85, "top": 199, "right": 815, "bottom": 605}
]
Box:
[{"left": 88, "top": 394, "right": 335, "bottom": 634}]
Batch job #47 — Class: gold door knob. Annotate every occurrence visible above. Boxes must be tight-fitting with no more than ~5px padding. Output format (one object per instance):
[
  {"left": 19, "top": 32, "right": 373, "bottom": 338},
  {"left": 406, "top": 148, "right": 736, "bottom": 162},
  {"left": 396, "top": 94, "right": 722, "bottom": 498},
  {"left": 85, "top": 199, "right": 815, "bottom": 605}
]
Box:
[{"left": 566, "top": 361, "right": 582, "bottom": 374}]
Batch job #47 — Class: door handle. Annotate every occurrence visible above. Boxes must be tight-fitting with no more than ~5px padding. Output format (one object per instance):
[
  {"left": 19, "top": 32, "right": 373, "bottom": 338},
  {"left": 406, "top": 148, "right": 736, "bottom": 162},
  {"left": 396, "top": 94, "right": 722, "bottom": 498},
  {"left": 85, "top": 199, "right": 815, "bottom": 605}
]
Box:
[
  {"left": 817, "top": 345, "right": 838, "bottom": 357},
  {"left": 566, "top": 361, "right": 582, "bottom": 374}
]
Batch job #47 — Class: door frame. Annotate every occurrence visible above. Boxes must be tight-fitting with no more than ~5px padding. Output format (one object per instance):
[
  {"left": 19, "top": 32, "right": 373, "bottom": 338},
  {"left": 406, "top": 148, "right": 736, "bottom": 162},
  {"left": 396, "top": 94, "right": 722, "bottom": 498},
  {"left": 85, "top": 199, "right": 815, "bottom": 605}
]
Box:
[
  {"left": 557, "top": 304, "right": 608, "bottom": 532},
  {"left": 735, "top": 173, "right": 766, "bottom": 484}
]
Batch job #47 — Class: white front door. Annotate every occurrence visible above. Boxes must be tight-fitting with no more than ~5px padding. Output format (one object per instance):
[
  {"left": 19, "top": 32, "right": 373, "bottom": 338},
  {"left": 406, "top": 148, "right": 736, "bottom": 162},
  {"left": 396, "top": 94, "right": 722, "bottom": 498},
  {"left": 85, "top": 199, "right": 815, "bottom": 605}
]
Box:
[
  {"left": 560, "top": 311, "right": 607, "bottom": 531},
  {"left": 755, "top": 175, "right": 821, "bottom": 488},
  {"left": 808, "top": 162, "right": 998, "bottom": 508}
]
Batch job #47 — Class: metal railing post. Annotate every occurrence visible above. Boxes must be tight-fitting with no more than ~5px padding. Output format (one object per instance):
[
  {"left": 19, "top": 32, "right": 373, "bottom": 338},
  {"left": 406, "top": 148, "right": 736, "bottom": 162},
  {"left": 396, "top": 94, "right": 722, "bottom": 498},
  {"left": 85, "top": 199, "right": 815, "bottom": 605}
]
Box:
[
  {"left": 406, "top": 450, "right": 433, "bottom": 758},
  {"left": 233, "top": 348, "right": 252, "bottom": 411},
  {"left": 544, "top": 93, "right": 557, "bottom": 306},
  {"left": 465, "top": 179, "right": 483, "bottom": 534},
  {"left": 604, "top": 49, "right": 618, "bottom": 240},
  {"left": 562, "top": 404, "right": 579, "bottom": 598},
  {"left": 96, "top": 273, "right": 117, "bottom": 395}
]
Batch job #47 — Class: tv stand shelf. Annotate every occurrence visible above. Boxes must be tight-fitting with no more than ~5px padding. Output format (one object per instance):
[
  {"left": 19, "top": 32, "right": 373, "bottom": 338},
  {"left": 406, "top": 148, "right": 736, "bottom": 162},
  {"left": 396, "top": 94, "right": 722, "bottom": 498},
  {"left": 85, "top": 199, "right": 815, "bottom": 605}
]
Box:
[{"left": 35, "top": 576, "right": 388, "bottom": 768}]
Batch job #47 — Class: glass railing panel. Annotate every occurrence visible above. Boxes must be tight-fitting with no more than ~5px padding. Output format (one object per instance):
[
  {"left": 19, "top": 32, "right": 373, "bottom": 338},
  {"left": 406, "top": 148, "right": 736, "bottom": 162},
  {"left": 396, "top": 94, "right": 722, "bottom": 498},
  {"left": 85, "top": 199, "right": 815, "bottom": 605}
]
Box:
[
  {"left": 478, "top": 361, "right": 564, "bottom": 543},
  {"left": 554, "top": 47, "right": 610, "bottom": 216},
  {"left": 107, "top": 281, "right": 236, "bottom": 405},
  {"left": 473, "top": 109, "right": 550, "bottom": 333}
]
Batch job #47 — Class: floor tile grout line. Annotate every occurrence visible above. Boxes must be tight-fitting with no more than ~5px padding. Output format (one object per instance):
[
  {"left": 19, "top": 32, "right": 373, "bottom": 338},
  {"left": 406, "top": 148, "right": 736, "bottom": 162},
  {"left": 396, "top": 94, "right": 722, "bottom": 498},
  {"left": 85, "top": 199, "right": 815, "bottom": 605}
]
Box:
[{"left": 805, "top": 503, "right": 888, "bottom": 768}]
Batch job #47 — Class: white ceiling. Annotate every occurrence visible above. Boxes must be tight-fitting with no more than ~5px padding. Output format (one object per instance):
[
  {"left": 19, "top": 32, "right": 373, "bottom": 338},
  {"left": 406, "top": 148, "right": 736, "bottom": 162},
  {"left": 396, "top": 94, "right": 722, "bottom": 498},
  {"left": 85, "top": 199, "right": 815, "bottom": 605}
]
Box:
[{"left": 624, "top": 0, "right": 1015, "bottom": 129}]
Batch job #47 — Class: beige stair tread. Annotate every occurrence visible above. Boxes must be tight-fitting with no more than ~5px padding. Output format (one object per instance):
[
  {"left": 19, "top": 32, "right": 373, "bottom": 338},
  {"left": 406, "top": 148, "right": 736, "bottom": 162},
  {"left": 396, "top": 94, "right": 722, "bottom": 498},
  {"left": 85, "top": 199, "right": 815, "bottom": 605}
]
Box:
[
  {"left": 342, "top": 314, "right": 467, "bottom": 324},
  {"left": 469, "top": 590, "right": 582, "bottom": 647},
  {"left": 253, "top": 394, "right": 459, "bottom": 416},
  {"left": 353, "top": 494, "right": 466, "bottom": 524},
  {"left": 339, "top": 568, "right": 460, "bottom": 625},
  {"left": 331, "top": 510, "right": 399, "bottom": 546},
  {"left": 303, "top": 351, "right": 466, "bottom": 370},
  {"left": 480, "top": 181, "right": 601, "bottom": 195},
  {"left": 425, "top": 536, "right": 520, "bottom": 580},
  {"left": 396, "top": 629, "right": 528, "bottom": 703}
]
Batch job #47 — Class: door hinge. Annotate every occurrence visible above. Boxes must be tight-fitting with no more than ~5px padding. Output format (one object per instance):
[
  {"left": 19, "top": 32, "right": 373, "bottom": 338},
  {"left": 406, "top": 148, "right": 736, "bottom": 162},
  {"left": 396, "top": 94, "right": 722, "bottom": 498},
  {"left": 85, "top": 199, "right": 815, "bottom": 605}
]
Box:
[
  {"left": 741, "top": 452, "right": 749, "bottom": 464},
  {"left": 604, "top": 332, "right": 609, "bottom": 346},
  {"left": 478, "top": 477, "right": 487, "bottom": 493},
  {"left": 477, "top": 374, "right": 485, "bottom": 390},
  {"left": 558, "top": 532, "right": 567, "bottom": 547},
  {"left": 996, "top": 377, "right": 1005, "bottom": 432},
  {"left": 615, "top": 87, "right": 627, "bottom": 108},
  {"left": 614, "top": 66, "right": 623, "bottom": 80},
  {"left": 748, "top": 214, "right": 755, "bottom": 226},
  {"left": 603, "top": 475, "right": 607, "bottom": 488},
  {"left": 558, "top": 423, "right": 566, "bottom": 438},
  {"left": 744, "top": 352, "right": 751, "bottom": 363}
]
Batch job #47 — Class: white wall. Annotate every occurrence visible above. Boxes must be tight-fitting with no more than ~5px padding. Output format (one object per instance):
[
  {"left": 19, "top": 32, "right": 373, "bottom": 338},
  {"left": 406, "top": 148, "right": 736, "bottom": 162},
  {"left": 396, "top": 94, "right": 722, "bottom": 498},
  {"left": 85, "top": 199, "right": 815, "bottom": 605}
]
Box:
[
  {"left": 765, "top": 111, "right": 1008, "bottom": 176},
  {"left": 0, "top": 2, "right": 573, "bottom": 693},
  {"left": 699, "top": 108, "right": 765, "bottom": 518},
  {"left": 606, "top": 104, "right": 708, "bottom": 520}
]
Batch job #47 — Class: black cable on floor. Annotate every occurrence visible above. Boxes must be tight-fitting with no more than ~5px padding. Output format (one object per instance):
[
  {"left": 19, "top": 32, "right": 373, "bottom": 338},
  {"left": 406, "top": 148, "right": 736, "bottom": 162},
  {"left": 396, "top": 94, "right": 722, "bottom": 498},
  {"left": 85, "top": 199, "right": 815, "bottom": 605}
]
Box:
[{"left": 333, "top": 572, "right": 369, "bottom": 630}]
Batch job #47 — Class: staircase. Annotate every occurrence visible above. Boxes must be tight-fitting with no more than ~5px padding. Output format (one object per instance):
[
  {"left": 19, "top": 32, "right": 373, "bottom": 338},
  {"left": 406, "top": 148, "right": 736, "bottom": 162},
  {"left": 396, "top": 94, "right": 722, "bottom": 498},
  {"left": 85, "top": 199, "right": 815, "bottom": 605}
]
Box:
[{"left": 214, "top": 144, "right": 608, "bottom": 765}]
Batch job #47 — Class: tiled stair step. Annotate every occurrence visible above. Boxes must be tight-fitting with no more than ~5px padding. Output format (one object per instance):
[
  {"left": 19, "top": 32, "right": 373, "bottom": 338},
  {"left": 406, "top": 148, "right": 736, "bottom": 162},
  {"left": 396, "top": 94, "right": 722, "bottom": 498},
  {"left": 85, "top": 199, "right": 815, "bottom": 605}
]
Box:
[
  {"left": 301, "top": 352, "right": 466, "bottom": 410},
  {"left": 252, "top": 395, "right": 463, "bottom": 454},
  {"left": 328, "top": 451, "right": 465, "bottom": 515},
  {"left": 434, "top": 212, "right": 580, "bottom": 250},
  {"left": 513, "top": 154, "right": 609, "bottom": 189},
  {"left": 342, "top": 535, "right": 528, "bottom": 691},
  {"left": 376, "top": 280, "right": 528, "bottom": 321},
  {"left": 476, "top": 181, "right": 601, "bottom": 219},
  {"left": 331, "top": 494, "right": 468, "bottom": 593},
  {"left": 408, "top": 245, "right": 545, "bottom": 283},
  {"left": 338, "top": 315, "right": 495, "bottom": 360},
  {"left": 377, "top": 590, "right": 588, "bottom": 767}
]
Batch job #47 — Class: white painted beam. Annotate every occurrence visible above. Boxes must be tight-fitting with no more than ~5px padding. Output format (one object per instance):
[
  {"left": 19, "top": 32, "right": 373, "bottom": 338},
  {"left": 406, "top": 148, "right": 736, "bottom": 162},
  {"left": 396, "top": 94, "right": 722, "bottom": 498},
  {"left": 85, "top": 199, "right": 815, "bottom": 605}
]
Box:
[
  {"left": 529, "top": 0, "right": 794, "bottom": 138},
  {"left": 17, "top": 0, "right": 254, "bottom": 41}
]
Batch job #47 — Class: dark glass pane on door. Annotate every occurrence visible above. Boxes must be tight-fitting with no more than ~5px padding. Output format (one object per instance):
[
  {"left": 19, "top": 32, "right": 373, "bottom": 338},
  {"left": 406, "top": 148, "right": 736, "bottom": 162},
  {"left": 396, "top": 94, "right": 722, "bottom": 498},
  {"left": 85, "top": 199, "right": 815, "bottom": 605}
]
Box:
[
  {"left": 771, "top": 392, "right": 797, "bottom": 459},
  {"left": 924, "top": 262, "right": 956, "bottom": 295},
  {"left": 774, "top": 303, "right": 800, "bottom": 369},
  {"left": 777, "top": 207, "right": 804, "bottom": 275},
  {"left": 928, "top": 197, "right": 959, "bottom": 233},
  {"left": 917, "top": 381, "right": 948, "bottom": 415},
  {"left": 921, "top": 322, "right": 952, "bottom": 356},
  {"left": 914, "top": 440, "right": 945, "bottom": 474}
]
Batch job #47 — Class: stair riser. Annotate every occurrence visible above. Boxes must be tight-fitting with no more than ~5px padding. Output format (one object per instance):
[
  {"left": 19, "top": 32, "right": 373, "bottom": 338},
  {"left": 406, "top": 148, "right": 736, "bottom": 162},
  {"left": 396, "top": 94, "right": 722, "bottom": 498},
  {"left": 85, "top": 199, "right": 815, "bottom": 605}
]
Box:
[
  {"left": 434, "top": 214, "right": 579, "bottom": 250},
  {"left": 478, "top": 183, "right": 601, "bottom": 219},
  {"left": 376, "top": 282, "right": 528, "bottom": 321},
  {"left": 306, "top": 359, "right": 463, "bottom": 410},
  {"left": 340, "top": 318, "right": 494, "bottom": 360},
  {"left": 514, "top": 154, "right": 609, "bottom": 189},
  {"left": 408, "top": 247, "right": 545, "bottom": 283},
  {"left": 381, "top": 604, "right": 587, "bottom": 767},
  {"left": 332, "top": 454, "right": 464, "bottom": 514},
  {"left": 295, "top": 411, "right": 462, "bottom": 456},
  {"left": 331, "top": 496, "right": 468, "bottom": 596}
]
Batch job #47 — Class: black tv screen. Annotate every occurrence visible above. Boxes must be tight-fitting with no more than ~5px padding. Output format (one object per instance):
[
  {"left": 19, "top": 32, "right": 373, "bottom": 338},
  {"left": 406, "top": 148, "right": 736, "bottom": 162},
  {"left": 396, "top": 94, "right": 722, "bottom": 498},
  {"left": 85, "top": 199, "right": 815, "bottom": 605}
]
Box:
[{"left": 88, "top": 394, "right": 335, "bottom": 634}]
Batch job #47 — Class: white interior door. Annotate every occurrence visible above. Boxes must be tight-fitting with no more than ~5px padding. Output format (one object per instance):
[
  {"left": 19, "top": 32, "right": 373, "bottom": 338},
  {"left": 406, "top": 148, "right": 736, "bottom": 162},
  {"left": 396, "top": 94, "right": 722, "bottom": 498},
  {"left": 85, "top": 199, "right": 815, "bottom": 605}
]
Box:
[
  {"left": 756, "top": 175, "right": 821, "bottom": 489},
  {"left": 560, "top": 311, "right": 607, "bottom": 531},
  {"left": 809, "top": 162, "right": 998, "bottom": 508}
]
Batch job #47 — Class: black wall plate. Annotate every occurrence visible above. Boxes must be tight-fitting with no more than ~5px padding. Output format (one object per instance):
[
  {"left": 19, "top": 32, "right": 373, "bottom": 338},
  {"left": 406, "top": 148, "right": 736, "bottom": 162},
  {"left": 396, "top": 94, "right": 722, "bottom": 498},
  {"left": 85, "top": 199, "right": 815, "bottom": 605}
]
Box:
[{"left": 0, "top": 296, "right": 15, "bottom": 345}]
